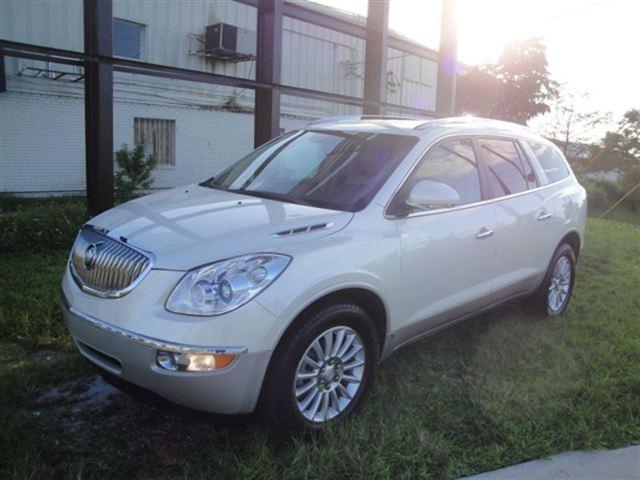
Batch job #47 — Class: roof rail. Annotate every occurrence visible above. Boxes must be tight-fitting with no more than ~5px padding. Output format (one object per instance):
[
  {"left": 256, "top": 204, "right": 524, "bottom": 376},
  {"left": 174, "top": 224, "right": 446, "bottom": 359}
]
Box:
[
  {"left": 306, "top": 114, "right": 422, "bottom": 127},
  {"left": 413, "top": 116, "right": 535, "bottom": 131},
  {"left": 305, "top": 115, "right": 361, "bottom": 126},
  {"left": 360, "top": 115, "right": 419, "bottom": 121}
]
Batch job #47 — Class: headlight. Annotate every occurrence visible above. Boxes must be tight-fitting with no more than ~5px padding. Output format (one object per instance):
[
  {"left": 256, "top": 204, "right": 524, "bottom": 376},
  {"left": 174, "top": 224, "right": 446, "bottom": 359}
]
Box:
[{"left": 165, "top": 254, "right": 291, "bottom": 316}]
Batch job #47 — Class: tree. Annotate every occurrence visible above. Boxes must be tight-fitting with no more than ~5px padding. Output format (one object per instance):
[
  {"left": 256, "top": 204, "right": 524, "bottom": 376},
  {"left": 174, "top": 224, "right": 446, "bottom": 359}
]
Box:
[
  {"left": 588, "top": 109, "right": 640, "bottom": 211},
  {"left": 114, "top": 144, "right": 156, "bottom": 203},
  {"left": 457, "top": 38, "right": 558, "bottom": 124},
  {"left": 589, "top": 109, "right": 639, "bottom": 172},
  {"left": 614, "top": 108, "right": 640, "bottom": 159},
  {"left": 607, "top": 110, "right": 639, "bottom": 208},
  {"left": 532, "top": 89, "right": 611, "bottom": 158}
]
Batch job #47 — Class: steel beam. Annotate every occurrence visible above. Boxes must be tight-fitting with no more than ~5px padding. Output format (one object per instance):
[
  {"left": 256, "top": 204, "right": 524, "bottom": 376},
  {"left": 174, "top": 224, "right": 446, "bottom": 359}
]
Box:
[
  {"left": 84, "top": 0, "right": 114, "bottom": 215},
  {"left": 0, "top": 55, "right": 5, "bottom": 92},
  {"left": 0, "top": 39, "right": 438, "bottom": 117},
  {"left": 254, "top": 0, "right": 283, "bottom": 148},
  {"left": 0, "top": 39, "right": 90, "bottom": 63},
  {"left": 362, "top": 0, "right": 389, "bottom": 115},
  {"left": 435, "top": 0, "right": 458, "bottom": 116}
]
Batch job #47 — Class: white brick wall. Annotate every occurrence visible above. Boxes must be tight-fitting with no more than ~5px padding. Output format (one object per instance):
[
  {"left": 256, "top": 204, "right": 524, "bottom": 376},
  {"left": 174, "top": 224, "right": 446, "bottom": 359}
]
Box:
[
  {"left": 0, "top": 90, "right": 308, "bottom": 194},
  {"left": 0, "top": 91, "right": 86, "bottom": 193},
  {"left": 113, "top": 100, "right": 256, "bottom": 190}
]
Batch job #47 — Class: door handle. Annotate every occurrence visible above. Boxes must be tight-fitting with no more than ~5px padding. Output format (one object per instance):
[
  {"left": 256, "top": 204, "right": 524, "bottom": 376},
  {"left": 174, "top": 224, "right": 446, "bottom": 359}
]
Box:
[
  {"left": 475, "top": 227, "right": 495, "bottom": 240},
  {"left": 537, "top": 210, "right": 552, "bottom": 221}
]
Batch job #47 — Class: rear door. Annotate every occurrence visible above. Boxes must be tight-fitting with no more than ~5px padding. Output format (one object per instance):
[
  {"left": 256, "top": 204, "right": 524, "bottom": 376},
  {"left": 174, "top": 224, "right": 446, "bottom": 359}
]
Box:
[
  {"left": 390, "top": 137, "right": 497, "bottom": 346},
  {"left": 476, "top": 137, "right": 548, "bottom": 297},
  {"left": 522, "top": 138, "right": 577, "bottom": 264}
]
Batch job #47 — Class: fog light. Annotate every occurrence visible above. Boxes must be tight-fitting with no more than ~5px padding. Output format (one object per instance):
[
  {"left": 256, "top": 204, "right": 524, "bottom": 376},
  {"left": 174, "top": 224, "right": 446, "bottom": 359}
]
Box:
[{"left": 156, "top": 350, "right": 235, "bottom": 372}]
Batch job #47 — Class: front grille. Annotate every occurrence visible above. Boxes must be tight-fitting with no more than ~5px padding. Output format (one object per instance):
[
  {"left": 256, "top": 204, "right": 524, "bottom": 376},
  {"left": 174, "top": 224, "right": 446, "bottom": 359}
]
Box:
[{"left": 70, "top": 226, "right": 152, "bottom": 298}]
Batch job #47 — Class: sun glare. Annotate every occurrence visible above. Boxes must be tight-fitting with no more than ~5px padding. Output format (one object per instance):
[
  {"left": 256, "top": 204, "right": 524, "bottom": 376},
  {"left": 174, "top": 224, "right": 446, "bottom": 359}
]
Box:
[{"left": 318, "top": 0, "right": 639, "bottom": 118}]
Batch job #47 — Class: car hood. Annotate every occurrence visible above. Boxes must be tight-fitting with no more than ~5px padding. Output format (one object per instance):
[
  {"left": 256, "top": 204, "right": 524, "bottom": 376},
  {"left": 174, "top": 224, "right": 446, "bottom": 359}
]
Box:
[{"left": 88, "top": 185, "right": 353, "bottom": 270}]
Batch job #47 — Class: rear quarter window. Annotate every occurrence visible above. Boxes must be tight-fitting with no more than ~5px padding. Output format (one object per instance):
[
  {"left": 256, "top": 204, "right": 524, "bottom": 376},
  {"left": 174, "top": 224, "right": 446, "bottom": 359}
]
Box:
[{"left": 526, "top": 140, "right": 570, "bottom": 184}]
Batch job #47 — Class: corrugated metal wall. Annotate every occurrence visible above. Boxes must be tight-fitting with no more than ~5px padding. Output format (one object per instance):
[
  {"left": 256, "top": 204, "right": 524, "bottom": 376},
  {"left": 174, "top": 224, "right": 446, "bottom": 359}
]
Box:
[
  {"left": 0, "top": 0, "right": 84, "bottom": 52},
  {"left": 0, "top": 0, "right": 438, "bottom": 115}
]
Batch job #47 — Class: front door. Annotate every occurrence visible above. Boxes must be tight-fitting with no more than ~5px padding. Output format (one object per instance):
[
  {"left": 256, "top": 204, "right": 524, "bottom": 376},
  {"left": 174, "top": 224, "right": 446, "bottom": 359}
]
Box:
[{"left": 390, "top": 137, "right": 497, "bottom": 347}]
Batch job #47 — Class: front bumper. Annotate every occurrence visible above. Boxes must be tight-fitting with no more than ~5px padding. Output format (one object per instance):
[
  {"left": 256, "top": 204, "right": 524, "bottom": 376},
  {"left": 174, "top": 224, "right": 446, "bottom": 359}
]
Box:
[{"left": 61, "top": 293, "right": 271, "bottom": 414}]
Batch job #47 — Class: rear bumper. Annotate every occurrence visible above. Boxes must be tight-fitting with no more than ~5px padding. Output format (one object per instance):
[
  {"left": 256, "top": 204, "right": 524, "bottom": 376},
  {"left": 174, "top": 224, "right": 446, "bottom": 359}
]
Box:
[{"left": 61, "top": 292, "right": 271, "bottom": 414}]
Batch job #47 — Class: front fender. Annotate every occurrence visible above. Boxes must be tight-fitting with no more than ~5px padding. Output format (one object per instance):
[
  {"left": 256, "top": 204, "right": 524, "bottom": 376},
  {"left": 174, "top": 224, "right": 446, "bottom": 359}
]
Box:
[
  {"left": 255, "top": 207, "right": 401, "bottom": 355},
  {"left": 256, "top": 271, "right": 391, "bottom": 327}
]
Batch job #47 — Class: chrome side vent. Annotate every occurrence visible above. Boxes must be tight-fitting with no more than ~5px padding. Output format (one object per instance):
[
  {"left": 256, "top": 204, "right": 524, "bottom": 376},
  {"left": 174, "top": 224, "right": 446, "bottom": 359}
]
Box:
[
  {"left": 272, "top": 222, "right": 332, "bottom": 237},
  {"left": 69, "top": 226, "right": 154, "bottom": 298}
]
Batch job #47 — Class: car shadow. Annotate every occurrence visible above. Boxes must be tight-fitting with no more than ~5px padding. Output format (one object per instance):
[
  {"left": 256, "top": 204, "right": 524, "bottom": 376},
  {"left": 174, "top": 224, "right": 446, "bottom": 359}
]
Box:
[{"left": 97, "top": 366, "right": 256, "bottom": 428}]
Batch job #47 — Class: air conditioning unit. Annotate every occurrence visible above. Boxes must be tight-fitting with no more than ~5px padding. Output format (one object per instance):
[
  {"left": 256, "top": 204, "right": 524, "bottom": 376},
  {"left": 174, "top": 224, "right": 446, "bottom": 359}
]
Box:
[{"left": 205, "top": 23, "right": 256, "bottom": 61}]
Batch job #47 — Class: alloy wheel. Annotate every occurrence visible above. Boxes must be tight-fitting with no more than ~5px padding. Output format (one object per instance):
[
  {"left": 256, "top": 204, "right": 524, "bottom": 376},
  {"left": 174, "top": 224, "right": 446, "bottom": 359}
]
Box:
[
  {"left": 548, "top": 255, "right": 572, "bottom": 313},
  {"left": 293, "top": 326, "right": 366, "bottom": 423}
]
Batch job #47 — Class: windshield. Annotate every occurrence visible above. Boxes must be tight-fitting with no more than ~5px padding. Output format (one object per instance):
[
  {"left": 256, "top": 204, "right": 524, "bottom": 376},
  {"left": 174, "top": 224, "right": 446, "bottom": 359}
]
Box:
[{"left": 203, "top": 130, "right": 418, "bottom": 212}]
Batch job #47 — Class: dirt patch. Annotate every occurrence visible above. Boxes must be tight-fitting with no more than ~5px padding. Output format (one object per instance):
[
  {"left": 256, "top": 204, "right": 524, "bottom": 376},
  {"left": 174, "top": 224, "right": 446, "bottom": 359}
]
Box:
[
  {"left": 38, "top": 374, "right": 122, "bottom": 412},
  {"left": 29, "top": 373, "right": 257, "bottom": 469},
  {"left": 33, "top": 374, "right": 125, "bottom": 434}
]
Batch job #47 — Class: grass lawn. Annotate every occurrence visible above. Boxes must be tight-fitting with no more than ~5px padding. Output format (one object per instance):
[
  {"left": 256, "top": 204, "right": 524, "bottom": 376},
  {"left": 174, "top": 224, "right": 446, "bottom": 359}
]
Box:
[{"left": 0, "top": 215, "right": 638, "bottom": 479}]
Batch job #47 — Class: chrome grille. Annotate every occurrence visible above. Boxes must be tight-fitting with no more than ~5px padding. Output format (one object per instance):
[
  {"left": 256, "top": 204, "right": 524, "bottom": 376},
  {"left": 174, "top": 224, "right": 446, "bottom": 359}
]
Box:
[{"left": 69, "top": 227, "right": 152, "bottom": 298}]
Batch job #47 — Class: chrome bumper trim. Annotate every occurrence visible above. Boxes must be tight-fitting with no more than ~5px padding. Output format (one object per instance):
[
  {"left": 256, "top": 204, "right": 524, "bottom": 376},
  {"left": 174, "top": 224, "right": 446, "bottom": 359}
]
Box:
[{"left": 60, "top": 291, "right": 248, "bottom": 356}]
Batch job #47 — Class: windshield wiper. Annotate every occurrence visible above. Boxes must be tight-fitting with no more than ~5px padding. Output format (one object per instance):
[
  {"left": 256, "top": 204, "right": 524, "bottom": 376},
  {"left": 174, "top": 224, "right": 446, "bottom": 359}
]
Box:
[{"left": 229, "top": 189, "right": 312, "bottom": 206}]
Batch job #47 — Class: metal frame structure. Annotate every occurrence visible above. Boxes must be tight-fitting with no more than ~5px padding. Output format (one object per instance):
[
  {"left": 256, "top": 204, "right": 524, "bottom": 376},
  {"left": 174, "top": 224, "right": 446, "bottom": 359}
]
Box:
[
  {"left": 0, "top": 0, "right": 457, "bottom": 214},
  {"left": 254, "top": 0, "right": 284, "bottom": 147},
  {"left": 236, "top": 0, "right": 440, "bottom": 61},
  {"left": 362, "top": 0, "right": 389, "bottom": 115},
  {"left": 83, "top": 0, "right": 114, "bottom": 215}
]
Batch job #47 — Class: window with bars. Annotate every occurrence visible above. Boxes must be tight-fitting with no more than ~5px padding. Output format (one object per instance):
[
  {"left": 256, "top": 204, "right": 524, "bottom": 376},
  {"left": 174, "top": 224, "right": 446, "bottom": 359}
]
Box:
[{"left": 133, "top": 118, "right": 176, "bottom": 166}]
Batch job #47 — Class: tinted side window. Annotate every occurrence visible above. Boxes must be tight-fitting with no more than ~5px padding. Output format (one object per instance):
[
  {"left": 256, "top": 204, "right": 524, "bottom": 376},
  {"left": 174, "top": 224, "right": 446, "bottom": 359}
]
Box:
[
  {"left": 479, "top": 138, "right": 536, "bottom": 197},
  {"left": 407, "top": 138, "right": 482, "bottom": 207},
  {"left": 526, "top": 140, "right": 570, "bottom": 183}
]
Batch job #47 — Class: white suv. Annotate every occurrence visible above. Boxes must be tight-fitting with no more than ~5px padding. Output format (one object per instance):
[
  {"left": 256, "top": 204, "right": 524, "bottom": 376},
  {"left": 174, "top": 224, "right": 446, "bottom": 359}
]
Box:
[{"left": 61, "top": 116, "right": 587, "bottom": 429}]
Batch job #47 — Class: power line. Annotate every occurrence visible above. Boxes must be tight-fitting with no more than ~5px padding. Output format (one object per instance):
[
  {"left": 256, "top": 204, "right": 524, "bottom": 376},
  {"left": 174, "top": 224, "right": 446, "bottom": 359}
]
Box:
[
  {"left": 546, "top": 0, "right": 611, "bottom": 21},
  {"left": 599, "top": 181, "right": 640, "bottom": 219}
]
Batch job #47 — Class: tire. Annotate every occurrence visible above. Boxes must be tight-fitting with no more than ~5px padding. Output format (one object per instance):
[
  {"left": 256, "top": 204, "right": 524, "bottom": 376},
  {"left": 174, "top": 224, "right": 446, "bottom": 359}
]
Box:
[
  {"left": 527, "top": 243, "right": 576, "bottom": 317},
  {"left": 259, "top": 301, "right": 380, "bottom": 430}
]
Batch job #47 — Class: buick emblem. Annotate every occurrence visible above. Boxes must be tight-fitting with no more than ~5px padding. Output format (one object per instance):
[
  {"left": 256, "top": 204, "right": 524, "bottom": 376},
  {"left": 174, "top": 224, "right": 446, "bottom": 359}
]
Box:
[{"left": 83, "top": 243, "right": 99, "bottom": 270}]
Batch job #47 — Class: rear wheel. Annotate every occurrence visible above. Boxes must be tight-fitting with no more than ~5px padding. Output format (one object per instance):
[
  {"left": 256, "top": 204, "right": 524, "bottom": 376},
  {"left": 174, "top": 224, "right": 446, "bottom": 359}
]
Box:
[
  {"left": 527, "top": 243, "right": 576, "bottom": 316},
  {"left": 260, "top": 302, "right": 379, "bottom": 430}
]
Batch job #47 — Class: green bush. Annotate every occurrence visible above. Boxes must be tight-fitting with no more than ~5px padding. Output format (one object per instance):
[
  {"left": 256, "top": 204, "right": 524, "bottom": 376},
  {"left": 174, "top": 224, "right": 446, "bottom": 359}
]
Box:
[
  {"left": 0, "top": 194, "right": 85, "bottom": 214},
  {"left": 0, "top": 202, "right": 87, "bottom": 252},
  {"left": 619, "top": 170, "right": 640, "bottom": 212},
  {"left": 582, "top": 180, "right": 609, "bottom": 212},
  {"left": 115, "top": 144, "right": 156, "bottom": 203},
  {"left": 600, "top": 180, "right": 623, "bottom": 205}
]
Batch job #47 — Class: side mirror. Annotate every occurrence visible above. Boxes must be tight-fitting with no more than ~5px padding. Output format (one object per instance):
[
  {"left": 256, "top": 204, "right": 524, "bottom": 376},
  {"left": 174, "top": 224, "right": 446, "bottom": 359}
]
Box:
[{"left": 406, "top": 180, "right": 461, "bottom": 211}]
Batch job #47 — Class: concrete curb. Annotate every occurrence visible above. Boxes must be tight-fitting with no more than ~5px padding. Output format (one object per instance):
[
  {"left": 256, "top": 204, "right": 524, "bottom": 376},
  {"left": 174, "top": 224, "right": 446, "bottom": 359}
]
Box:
[{"left": 461, "top": 445, "right": 640, "bottom": 479}]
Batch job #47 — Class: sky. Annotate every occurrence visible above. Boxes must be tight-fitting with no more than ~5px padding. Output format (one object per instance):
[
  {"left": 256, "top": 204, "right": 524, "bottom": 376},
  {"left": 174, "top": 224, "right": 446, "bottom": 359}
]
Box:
[{"left": 314, "top": 0, "right": 640, "bottom": 137}]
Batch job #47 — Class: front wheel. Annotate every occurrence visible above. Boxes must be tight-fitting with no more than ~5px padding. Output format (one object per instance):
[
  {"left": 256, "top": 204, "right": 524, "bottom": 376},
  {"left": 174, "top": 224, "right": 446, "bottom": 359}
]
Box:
[
  {"left": 527, "top": 243, "right": 576, "bottom": 316},
  {"left": 260, "top": 302, "right": 379, "bottom": 430}
]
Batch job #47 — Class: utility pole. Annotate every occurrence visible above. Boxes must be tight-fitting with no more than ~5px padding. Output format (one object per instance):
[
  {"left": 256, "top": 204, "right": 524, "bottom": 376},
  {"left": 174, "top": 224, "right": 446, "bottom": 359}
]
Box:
[{"left": 436, "top": 0, "right": 458, "bottom": 116}]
